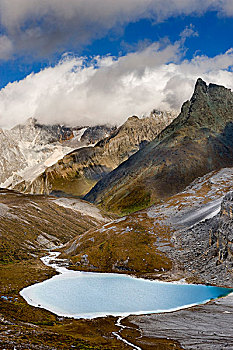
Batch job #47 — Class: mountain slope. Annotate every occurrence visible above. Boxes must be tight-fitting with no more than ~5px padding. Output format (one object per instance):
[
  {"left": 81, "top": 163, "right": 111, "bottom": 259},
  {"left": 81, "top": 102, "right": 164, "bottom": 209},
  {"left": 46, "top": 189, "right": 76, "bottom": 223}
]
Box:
[
  {"left": 14, "top": 111, "right": 175, "bottom": 196},
  {"left": 1, "top": 118, "right": 115, "bottom": 192},
  {"left": 0, "top": 118, "right": 75, "bottom": 186},
  {"left": 0, "top": 189, "right": 108, "bottom": 264},
  {"left": 62, "top": 166, "right": 233, "bottom": 283},
  {"left": 210, "top": 191, "right": 233, "bottom": 262},
  {"left": 0, "top": 129, "right": 27, "bottom": 183},
  {"left": 85, "top": 79, "right": 233, "bottom": 214}
]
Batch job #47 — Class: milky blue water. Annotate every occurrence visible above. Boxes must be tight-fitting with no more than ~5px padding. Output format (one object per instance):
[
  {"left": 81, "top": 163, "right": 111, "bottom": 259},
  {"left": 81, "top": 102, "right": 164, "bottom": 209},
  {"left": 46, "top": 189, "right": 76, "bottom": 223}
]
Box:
[{"left": 20, "top": 270, "right": 232, "bottom": 319}]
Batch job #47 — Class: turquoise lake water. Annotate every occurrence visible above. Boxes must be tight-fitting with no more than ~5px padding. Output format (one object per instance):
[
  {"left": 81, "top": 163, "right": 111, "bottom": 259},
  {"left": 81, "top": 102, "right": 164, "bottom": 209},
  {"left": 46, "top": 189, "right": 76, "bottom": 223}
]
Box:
[{"left": 20, "top": 270, "right": 233, "bottom": 319}]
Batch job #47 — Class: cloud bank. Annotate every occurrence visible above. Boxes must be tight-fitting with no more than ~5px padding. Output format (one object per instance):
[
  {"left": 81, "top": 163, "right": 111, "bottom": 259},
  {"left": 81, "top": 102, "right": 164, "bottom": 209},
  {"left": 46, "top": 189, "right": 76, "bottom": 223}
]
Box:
[
  {"left": 0, "top": 0, "right": 233, "bottom": 58},
  {"left": 1, "top": 39, "right": 233, "bottom": 129}
]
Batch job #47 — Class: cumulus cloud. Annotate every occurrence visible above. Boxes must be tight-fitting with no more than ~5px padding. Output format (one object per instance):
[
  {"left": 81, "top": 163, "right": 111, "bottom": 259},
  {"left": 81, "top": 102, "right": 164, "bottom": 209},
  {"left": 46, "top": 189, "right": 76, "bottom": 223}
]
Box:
[
  {"left": 0, "top": 39, "right": 233, "bottom": 129},
  {"left": 0, "top": 0, "right": 233, "bottom": 58}
]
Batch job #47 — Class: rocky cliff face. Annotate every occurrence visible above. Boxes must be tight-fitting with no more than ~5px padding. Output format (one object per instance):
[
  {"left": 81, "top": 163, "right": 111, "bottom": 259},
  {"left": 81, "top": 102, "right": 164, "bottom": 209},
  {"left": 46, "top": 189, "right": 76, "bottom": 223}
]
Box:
[
  {"left": 13, "top": 111, "right": 175, "bottom": 196},
  {"left": 210, "top": 192, "right": 233, "bottom": 263},
  {"left": 80, "top": 125, "right": 116, "bottom": 144},
  {"left": 85, "top": 79, "right": 233, "bottom": 214}
]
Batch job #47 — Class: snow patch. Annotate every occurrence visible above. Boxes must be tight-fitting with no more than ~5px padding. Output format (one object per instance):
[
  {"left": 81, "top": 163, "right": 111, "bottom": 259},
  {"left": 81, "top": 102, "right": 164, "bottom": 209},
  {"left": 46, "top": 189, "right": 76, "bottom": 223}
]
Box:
[
  {"left": 72, "top": 128, "right": 87, "bottom": 141},
  {"left": 53, "top": 198, "right": 108, "bottom": 222}
]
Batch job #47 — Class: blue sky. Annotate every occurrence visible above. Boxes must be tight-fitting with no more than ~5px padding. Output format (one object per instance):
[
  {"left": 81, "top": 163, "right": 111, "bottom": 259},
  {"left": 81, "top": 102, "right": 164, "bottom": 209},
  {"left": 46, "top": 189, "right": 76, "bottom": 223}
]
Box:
[
  {"left": 1, "top": 10, "right": 233, "bottom": 89},
  {"left": 1, "top": 1, "right": 233, "bottom": 128}
]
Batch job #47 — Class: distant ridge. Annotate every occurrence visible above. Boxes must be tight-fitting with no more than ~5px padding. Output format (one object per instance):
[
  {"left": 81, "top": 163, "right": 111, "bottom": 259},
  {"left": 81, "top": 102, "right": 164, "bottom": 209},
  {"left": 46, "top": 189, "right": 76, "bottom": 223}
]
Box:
[{"left": 13, "top": 111, "right": 175, "bottom": 196}]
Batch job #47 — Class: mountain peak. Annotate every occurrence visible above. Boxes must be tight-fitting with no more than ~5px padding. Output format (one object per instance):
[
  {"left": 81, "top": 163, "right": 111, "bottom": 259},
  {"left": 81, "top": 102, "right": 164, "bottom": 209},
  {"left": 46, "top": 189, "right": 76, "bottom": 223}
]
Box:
[
  {"left": 193, "top": 78, "right": 231, "bottom": 98},
  {"left": 124, "top": 115, "right": 139, "bottom": 124},
  {"left": 25, "top": 117, "right": 37, "bottom": 126},
  {"left": 84, "top": 79, "right": 233, "bottom": 214},
  {"left": 193, "top": 78, "right": 208, "bottom": 94},
  {"left": 195, "top": 77, "right": 207, "bottom": 87}
]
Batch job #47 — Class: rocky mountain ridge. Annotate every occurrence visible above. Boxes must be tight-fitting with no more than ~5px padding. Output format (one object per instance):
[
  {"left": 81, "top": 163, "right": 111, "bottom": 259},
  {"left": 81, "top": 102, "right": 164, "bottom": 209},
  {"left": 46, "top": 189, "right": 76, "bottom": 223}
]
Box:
[
  {"left": 85, "top": 79, "right": 233, "bottom": 214},
  {"left": 11, "top": 111, "right": 175, "bottom": 196}
]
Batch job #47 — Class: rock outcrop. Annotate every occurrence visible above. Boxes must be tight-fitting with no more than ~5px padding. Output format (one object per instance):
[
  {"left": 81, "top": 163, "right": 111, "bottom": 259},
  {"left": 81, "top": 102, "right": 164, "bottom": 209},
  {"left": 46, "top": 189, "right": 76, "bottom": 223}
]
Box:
[
  {"left": 79, "top": 125, "right": 116, "bottom": 144},
  {"left": 210, "top": 191, "right": 233, "bottom": 263},
  {"left": 85, "top": 79, "right": 233, "bottom": 214}
]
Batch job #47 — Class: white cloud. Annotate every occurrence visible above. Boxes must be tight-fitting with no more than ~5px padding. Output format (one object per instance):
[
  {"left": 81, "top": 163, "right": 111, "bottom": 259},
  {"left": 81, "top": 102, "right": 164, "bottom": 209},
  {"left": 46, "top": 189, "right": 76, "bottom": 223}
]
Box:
[
  {"left": 180, "top": 24, "right": 199, "bottom": 41},
  {"left": 0, "top": 39, "right": 233, "bottom": 129},
  {"left": 0, "top": 35, "right": 13, "bottom": 60},
  {"left": 0, "top": 0, "right": 233, "bottom": 58}
]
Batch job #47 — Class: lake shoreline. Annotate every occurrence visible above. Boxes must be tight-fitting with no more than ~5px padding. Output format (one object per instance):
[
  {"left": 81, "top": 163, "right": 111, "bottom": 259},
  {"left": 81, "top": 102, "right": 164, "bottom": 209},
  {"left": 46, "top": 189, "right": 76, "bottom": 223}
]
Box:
[
  {"left": 1, "top": 249, "right": 233, "bottom": 349},
  {"left": 20, "top": 251, "right": 233, "bottom": 321},
  {"left": 19, "top": 251, "right": 233, "bottom": 350}
]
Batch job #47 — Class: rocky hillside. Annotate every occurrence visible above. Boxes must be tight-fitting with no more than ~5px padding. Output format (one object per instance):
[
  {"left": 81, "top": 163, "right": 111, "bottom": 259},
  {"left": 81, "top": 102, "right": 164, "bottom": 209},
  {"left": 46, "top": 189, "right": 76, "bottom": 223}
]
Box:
[
  {"left": 0, "top": 189, "right": 121, "bottom": 350},
  {"left": 78, "top": 125, "right": 116, "bottom": 145},
  {"left": 85, "top": 79, "right": 233, "bottom": 214},
  {"left": 62, "top": 166, "right": 233, "bottom": 286},
  {"left": 210, "top": 191, "right": 233, "bottom": 263},
  {"left": 13, "top": 111, "right": 175, "bottom": 196},
  {"left": 0, "top": 189, "right": 108, "bottom": 264}
]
